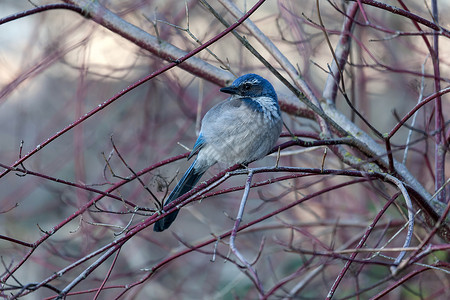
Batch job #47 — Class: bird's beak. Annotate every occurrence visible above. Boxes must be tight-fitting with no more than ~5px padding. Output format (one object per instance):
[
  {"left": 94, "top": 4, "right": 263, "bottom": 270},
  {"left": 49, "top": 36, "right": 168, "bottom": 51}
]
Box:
[{"left": 220, "top": 86, "right": 238, "bottom": 95}]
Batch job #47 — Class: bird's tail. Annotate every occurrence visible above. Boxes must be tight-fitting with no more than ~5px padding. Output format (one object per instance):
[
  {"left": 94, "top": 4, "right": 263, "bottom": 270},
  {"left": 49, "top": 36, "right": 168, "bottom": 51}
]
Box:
[{"left": 153, "top": 160, "right": 205, "bottom": 232}]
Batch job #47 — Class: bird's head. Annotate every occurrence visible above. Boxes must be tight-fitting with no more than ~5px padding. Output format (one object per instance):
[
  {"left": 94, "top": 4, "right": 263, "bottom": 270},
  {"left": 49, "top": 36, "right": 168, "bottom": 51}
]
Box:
[{"left": 220, "top": 74, "right": 277, "bottom": 101}]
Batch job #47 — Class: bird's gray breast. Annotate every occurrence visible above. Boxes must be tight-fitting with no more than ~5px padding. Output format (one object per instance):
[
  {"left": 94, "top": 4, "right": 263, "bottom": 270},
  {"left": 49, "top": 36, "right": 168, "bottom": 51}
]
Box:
[{"left": 197, "top": 98, "right": 282, "bottom": 166}]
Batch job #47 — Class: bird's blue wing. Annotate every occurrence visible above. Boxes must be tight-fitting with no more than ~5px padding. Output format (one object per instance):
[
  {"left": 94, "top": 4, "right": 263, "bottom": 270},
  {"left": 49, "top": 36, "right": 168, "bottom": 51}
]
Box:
[{"left": 188, "top": 133, "right": 206, "bottom": 160}]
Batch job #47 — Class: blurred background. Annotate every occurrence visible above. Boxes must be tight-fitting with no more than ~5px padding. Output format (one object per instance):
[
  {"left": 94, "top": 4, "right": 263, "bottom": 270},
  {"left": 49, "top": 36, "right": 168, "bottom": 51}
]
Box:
[{"left": 0, "top": 0, "right": 449, "bottom": 299}]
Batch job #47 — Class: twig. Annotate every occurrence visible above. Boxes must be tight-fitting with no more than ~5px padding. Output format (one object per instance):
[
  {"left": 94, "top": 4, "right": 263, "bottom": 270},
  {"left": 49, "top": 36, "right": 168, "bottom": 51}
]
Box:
[
  {"left": 326, "top": 192, "right": 400, "bottom": 299},
  {"left": 93, "top": 248, "right": 121, "bottom": 300},
  {"left": 56, "top": 244, "right": 123, "bottom": 299},
  {"left": 403, "top": 55, "right": 429, "bottom": 164},
  {"left": 229, "top": 169, "right": 264, "bottom": 296},
  {"left": 110, "top": 136, "right": 159, "bottom": 203},
  {"left": 155, "top": 0, "right": 235, "bottom": 75},
  {"left": 384, "top": 175, "right": 415, "bottom": 274}
]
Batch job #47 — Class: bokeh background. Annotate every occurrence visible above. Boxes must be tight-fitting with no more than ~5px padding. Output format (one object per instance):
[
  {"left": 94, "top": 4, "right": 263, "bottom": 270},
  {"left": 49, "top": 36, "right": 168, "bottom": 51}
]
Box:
[{"left": 0, "top": 0, "right": 449, "bottom": 299}]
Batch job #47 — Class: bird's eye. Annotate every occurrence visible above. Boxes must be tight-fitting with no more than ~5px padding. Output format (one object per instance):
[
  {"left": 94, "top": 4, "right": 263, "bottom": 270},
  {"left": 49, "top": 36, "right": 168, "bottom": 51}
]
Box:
[{"left": 242, "top": 83, "right": 252, "bottom": 90}]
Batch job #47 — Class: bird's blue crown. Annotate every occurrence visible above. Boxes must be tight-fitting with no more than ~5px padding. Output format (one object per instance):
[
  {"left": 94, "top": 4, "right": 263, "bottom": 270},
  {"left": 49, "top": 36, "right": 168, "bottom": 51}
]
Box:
[{"left": 227, "top": 73, "right": 277, "bottom": 100}]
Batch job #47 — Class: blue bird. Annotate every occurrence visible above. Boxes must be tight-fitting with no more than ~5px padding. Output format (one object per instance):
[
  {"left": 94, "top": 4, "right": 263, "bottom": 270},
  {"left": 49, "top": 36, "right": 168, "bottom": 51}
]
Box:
[{"left": 154, "top": 74, "right": 283, "bottom": 232}]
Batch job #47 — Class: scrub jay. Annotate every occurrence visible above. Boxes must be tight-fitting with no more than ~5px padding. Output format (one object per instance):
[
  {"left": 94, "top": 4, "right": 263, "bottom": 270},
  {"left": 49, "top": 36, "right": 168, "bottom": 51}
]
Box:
[{"left": 154, "top": 73, "right": 283, "bottom": 232}]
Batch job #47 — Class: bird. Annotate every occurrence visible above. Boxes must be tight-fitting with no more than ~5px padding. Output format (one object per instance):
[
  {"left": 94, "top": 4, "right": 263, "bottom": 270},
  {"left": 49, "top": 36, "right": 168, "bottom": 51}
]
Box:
[{"left": 154, "top": 73, "right": 283, "bottom": 232}]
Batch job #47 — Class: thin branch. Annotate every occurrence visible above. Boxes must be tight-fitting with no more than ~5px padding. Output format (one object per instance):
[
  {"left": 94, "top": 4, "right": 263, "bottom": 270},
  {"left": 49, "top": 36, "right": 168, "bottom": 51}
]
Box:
[{"left": 229, "top": 170, "right": 264, "bottom": 296}]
